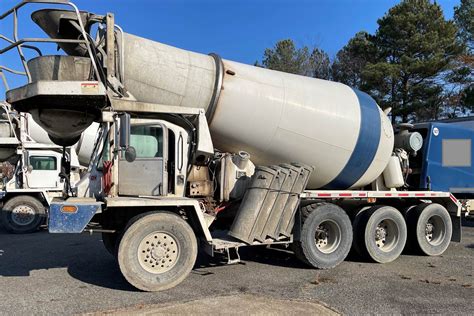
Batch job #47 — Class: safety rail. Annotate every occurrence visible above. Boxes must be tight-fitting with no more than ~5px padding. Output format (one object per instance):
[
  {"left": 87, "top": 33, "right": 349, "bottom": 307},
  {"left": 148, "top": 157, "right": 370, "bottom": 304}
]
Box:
[
  {"left": 0, "top": 101, "right": 20, "bottom": 141},
  {"left": 0, "top": 65, "right": 36, "bottom": 144},
  {"left": 0, "top": 65, "right": 26, "bottom": 91},
  {"left": 0, "top": 33, "right": 38, "bottom": 91},
  {"left": 0, "top": 0, "right": 100, "bottom": 84}
]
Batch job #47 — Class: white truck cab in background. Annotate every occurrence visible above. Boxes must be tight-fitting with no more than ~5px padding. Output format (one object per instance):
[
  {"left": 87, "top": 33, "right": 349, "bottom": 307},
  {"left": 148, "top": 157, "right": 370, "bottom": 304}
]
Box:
[{"left": 0, "top": 102, "right": 94, "bottom": 233}]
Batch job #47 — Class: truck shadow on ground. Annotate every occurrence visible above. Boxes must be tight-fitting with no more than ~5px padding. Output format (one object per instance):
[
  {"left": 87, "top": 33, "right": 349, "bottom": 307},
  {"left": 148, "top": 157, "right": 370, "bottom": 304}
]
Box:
[
  {"left": 193, "top": 245, "right": 311, "bottom": 272},
  {"left": 0, "top": 229, "right": 307, "bottom": 291},
  {"left": 0, "top": 229, "right": 136, "bottom": 291},
  {"left": 2, "top": 220, "right": 472, "bottom": 291}
]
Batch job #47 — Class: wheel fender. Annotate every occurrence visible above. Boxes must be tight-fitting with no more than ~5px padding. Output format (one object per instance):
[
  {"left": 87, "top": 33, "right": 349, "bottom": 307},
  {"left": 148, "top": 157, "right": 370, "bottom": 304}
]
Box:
[{"left": 48, "top": 201, "right": 102, "bottom": 233}]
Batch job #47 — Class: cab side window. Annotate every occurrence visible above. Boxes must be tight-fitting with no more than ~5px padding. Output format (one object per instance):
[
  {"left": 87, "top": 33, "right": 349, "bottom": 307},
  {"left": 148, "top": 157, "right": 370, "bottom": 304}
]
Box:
[
  {"left": 30, "top": 156, "right": 57, "bottom": 170},
  {"left": 130, "top": 126, "right": 163, "bottom": 158}
]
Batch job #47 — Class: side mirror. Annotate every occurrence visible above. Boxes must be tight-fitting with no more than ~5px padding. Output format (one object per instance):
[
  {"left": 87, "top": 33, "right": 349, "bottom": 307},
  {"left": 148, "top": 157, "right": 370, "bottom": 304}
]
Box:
[
  {"left": 118, "top": 113, "right": 135, "bottom": 162},
  {"left": 119, "top": 113, "right": 131, "bottom": 148},
  {"left": 125, "top": 146, "right": 136, "bottom": 162}
]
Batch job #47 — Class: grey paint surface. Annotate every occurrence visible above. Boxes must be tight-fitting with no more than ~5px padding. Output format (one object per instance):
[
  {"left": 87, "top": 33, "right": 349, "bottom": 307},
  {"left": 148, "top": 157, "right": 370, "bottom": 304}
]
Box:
[
  {"left": 118, "top": 158, "right": 164, "bottom": 196},
  {"left": 442, "top": 139, "right": 472, "bottom": 167},
  {"left": 0, "top": 222, "right": 473, "bottom": 315}
]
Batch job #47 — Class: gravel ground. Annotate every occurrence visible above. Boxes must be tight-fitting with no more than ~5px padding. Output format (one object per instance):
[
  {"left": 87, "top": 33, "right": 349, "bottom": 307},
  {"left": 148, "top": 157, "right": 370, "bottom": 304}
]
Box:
[{"left": 0, "top": 220, "right": 472, "bottom": 315}]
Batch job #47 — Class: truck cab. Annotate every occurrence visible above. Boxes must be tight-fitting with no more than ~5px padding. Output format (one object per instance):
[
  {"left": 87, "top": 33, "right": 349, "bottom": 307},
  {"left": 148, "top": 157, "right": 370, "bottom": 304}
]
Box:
[
  {"left": 0, "top": 140, "right": 79, "bottom": 233},
  {"left": 117, "top": 119, "right": 189, "bottom": 197},
  {"left": 24, "top": 150, "right": 63, "bottom": 189},
  {"left": 0, "top": 104, "right": 80, "bottom": 234},
  {"left": 411, "top": 120, "right": 474, "bottom": 218}
]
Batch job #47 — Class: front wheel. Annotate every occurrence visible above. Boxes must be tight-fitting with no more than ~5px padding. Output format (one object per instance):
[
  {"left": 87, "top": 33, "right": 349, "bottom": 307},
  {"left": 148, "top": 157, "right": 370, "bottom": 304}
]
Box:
[
  {"left": 293, "top": 203, "right": 353, "bottom": 269},
  {"left": 118, "top": 211, "right": 198, "bottom": 291},
  {"left": 0, "top": 195, "right": 45, "bottom": 234}
]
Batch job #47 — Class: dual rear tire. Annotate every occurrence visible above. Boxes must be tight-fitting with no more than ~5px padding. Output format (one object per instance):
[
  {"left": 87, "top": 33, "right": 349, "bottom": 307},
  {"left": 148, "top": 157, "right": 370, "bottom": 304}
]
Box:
[
  {"left": 293, "top": 202, "right": 453, "bottom": 268},
  {"left": 353, "top": 206, "right": 407, "bottom": 263},
  {"left": 405, "top": 203, "right": 452, "bottom": 256},
  {"left": 293, "top": 203, "right": 353, "bottom": 269}
]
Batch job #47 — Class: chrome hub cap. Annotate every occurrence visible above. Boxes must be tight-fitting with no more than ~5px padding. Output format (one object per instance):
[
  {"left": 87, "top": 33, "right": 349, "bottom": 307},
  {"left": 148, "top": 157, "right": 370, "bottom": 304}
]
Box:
[
  {"left": 425, "top": 215, "right": 445, "bottom": 246},
  {"left": 138, "top": 232, "right": 179, "bottom": 274},
  {"left": 375, "top": 219, "right": 398, "bottom": 252},
  {"left": 425, "top": 222, "right": 434, "bottom": 241},
  {"left": 315, "top": 220, "right": 341, "bottom": 254},
  {"left": 11, "top": 205, "right": 35, "bottom": 226}
]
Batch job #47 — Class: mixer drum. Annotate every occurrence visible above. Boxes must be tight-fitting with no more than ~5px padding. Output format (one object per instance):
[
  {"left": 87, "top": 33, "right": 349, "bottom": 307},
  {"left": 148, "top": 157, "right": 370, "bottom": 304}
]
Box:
[
  {"left": 122, "top": 34, "right": 394, "bottom": 189},
  {"left": 8, "top": 8, "right": 394, "bottom": 189}
]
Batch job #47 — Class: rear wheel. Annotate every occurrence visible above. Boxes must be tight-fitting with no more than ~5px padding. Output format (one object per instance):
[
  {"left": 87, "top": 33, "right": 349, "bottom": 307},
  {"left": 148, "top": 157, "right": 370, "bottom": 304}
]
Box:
[
  {"left": 293, "top": 203, "right": 352, "bottom": 269},
  {"left": 406, "top": 203, "right": 452, "bottom": 256},
  {"left": 353, "top": 205, "right": 407, "bottom": 263},
  {"left": 0, "top": 195, "right": 45, "bottom": 234},
  {"left": 118, "top": 211, "right": 197, "bottom": 291}
]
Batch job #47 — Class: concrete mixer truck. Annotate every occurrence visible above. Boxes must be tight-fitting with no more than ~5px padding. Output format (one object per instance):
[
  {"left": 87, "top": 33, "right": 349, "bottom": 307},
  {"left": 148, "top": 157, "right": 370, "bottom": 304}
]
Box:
[
  {"left": 0, "top": 60, "right": 97, "bottom": 233},
  {"left": 0, "top": 99, "right": 97, "bottom": 233},
  {"left": 1, "top": 1, "right": 462, "bottom": 292}
]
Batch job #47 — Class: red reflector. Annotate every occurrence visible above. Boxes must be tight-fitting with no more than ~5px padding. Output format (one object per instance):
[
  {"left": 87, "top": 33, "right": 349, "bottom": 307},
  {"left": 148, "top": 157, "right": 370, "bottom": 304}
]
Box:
[{"left": 339, "top": 193, "right": 352, "bottom": 197}]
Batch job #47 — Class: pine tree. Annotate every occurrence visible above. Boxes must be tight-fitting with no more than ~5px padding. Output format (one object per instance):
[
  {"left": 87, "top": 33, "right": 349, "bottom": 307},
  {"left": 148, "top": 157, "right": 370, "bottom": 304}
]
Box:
[
  {"left": 261, "top": 39, "right": 310, "bottom": 75},
  {"left": 259, "top": 39, "right": 331, "bottom": 79},
  {"left": 450, "top": 0, "right": 474, "bottom": 115},
  {"left": 362, "top": 0, "right": 461, "bottom": 122},
  {"left": 332, "top": 31, "right": 377, "bottom": 88}
]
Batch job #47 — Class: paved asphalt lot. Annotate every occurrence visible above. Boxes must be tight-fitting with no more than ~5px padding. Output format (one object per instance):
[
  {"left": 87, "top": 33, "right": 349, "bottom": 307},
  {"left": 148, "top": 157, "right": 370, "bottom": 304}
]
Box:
[{"left": 0, "top": 221, "right": 472, "bottom": 315}]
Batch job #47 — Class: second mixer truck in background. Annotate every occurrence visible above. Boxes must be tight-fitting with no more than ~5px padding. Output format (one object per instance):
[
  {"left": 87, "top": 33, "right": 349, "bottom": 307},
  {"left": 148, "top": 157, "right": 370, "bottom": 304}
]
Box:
[{"left": 1, "top": 1, "right": 462, "bottom": 291}]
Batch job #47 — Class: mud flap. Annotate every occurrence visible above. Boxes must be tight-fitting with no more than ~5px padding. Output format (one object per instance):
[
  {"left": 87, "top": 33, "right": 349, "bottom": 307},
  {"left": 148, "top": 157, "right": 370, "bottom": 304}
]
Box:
[
  {"left": 451, "top": 215, "right": 461, "bottom": 243},
  {"left": 48, "top": 201, "right": 102, "bottom": 233}
]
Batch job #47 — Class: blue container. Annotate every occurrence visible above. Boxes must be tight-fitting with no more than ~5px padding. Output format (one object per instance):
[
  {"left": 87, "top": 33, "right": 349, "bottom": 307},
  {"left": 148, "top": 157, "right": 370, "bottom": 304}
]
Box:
[{"left": 413, "top": 121, "right": 474, "bottom": 195}]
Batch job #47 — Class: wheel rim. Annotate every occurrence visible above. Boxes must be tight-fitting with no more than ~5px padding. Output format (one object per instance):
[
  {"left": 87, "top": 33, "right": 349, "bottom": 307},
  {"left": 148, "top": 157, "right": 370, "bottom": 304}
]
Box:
[
  {"left": 137, "top": 231, "right": 179, "bottom": 274},
  {"left": 374, "top": 219, "right": 399, "bottom": 252},
  {"left": 424, "top": 215, "right": 445, "bottom": 246},
  {"left": 11, "top": 204, "right": 36, "bottom": 226},
  {"left": 314, "top": 220, "right": 341, "bottom": 254}
]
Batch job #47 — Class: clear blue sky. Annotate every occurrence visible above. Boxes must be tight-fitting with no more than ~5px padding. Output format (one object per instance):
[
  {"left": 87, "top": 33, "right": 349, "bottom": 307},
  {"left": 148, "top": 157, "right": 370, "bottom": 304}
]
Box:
[{"left": 0, "top": 0, "right": 460, "bottom": 97}]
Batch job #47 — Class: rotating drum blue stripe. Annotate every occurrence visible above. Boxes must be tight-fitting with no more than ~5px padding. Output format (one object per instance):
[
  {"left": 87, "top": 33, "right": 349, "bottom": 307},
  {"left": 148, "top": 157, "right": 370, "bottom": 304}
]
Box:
[{"left": 324, "top": 89, "right": 381, "bottom": 189}]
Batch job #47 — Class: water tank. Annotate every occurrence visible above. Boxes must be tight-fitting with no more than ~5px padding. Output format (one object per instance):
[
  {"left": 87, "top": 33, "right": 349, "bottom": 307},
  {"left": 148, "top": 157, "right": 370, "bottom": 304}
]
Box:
[{"left": 122, "top": 34, "right": 394, "bottom": 189}]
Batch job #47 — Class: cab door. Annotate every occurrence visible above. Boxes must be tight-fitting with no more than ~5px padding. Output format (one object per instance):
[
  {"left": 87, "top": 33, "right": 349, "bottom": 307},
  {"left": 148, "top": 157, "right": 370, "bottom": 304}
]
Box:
[
  {"left": 26, "top": 152, "right": 61, "bottom": 189},
  {"left": 118, "top": 123, "right": 168, "bottom": 196}
]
